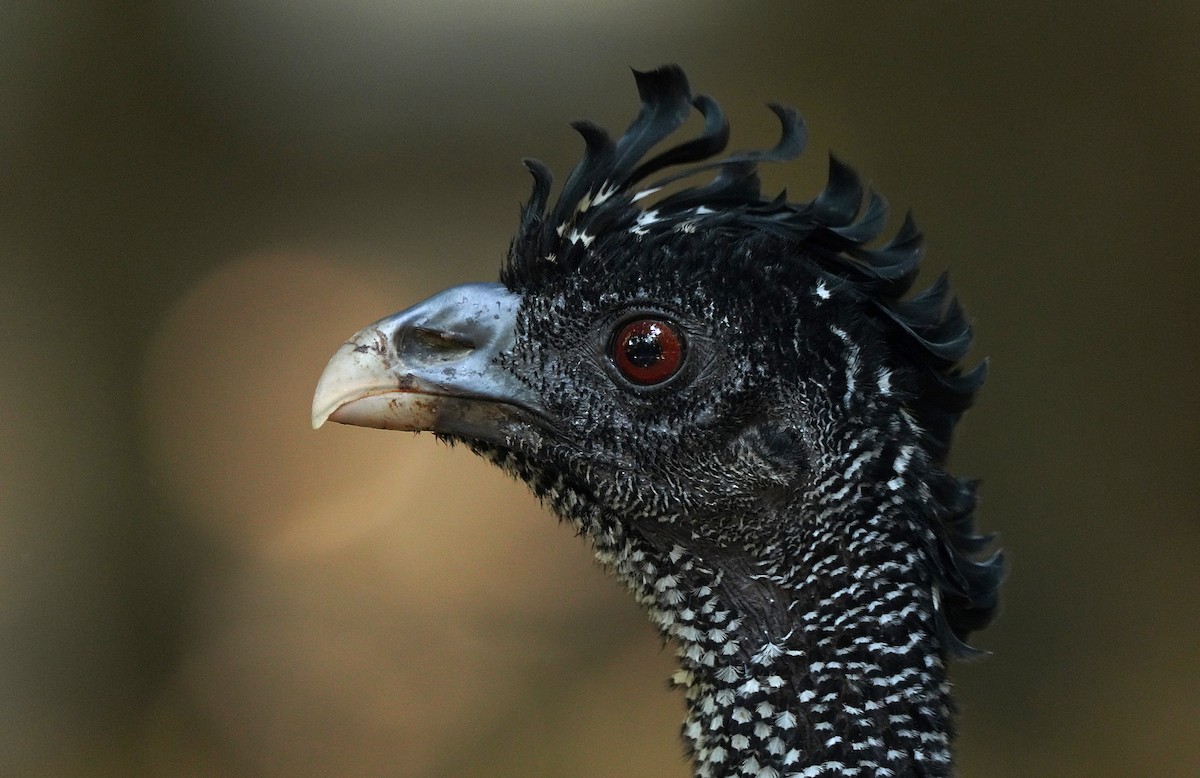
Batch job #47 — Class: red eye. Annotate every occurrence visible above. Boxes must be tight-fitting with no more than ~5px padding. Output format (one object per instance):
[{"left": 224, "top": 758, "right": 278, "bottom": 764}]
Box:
[{"left": 610, "top": 318, "right": 685, "bottom": 386}]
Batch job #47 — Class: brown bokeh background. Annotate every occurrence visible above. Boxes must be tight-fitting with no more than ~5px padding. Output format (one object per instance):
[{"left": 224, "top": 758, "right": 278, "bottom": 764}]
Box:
[{"left": 3, "top": 3, "right": 1197, "bottom": 776}]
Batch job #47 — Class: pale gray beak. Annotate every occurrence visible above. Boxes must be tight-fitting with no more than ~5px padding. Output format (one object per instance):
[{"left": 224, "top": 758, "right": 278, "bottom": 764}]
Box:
[{"left": 312, "top": 282, "right": 540, "bottom": 441}]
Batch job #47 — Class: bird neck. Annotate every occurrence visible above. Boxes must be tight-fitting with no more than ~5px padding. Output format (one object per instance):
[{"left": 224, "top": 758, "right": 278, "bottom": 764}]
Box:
[{"left": 598, "top": 498, "right": 957, "bottom": 777}]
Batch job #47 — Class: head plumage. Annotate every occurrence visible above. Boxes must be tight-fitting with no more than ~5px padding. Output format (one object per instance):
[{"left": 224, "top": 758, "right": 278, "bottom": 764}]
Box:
[
  {"left": 502, "top": 64, "right": 984, "bottom": 463},
  {"left": 499, "top": 64, "right": 1000, "bottom": 654}
]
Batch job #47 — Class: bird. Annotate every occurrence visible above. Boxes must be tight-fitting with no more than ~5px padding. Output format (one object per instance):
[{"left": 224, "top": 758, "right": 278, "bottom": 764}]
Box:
[{"left": 312, "top": 65, "right": 1003, "bottom": 778}]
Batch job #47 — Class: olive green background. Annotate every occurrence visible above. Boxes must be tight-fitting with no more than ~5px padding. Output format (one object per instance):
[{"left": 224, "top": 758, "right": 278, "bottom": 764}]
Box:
[{"left": 3, "top": 2, "right": 1197, "bottom": 775}]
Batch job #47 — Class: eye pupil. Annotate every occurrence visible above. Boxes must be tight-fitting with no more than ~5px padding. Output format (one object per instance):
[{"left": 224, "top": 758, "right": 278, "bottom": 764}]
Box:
[
  {"left": 624, "top": 327, "right": 663, "bottom": 367},
  {"left": 611, "top": 318, "right": 684, "bottom": 386}
]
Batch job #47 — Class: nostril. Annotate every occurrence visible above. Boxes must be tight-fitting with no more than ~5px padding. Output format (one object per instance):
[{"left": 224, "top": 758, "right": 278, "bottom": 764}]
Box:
[
  {"left": 398, "top": 326, "right": 476, "bottom": 363},
  {"left": 414, "top": 326, "right": 476, "bottom": 350}
]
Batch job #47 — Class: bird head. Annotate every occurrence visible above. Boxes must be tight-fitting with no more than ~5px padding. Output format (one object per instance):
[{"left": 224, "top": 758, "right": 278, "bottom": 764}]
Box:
[{"left": 313, "top": 65, "right": 999, "bottom": 652}]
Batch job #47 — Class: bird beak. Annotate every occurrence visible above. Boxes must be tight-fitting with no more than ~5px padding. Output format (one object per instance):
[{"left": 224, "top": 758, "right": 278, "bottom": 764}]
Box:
[{"left": 312, "top": 282, "right": 539, "bottom": 441}]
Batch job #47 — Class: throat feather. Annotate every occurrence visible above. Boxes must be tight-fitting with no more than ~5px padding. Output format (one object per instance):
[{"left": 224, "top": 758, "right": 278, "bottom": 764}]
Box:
[
  {"left": 477, "top": 444, "right": 958, "bottom": 777},
  {"left": 600, "top": 508, "right": 952, "bottom": 776}
]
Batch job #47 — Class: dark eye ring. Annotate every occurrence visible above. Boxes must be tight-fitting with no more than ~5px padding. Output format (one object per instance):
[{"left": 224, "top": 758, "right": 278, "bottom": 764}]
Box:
[{"left": 609, "top": 317, "right": 685, "bottom": 386}]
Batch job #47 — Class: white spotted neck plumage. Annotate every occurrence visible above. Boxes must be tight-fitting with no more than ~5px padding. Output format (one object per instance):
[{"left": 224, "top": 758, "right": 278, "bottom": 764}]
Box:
[{"left": 499, "top": 433, "right": 958, "bottom": 778}]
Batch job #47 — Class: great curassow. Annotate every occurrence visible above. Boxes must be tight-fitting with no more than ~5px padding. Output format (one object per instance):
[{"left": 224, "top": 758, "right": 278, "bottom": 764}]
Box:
[{"left": 313, "top": 65, "right": 1003, "bottom": 778}]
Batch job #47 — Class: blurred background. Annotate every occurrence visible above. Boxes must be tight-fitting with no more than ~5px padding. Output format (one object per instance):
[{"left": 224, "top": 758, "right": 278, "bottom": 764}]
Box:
[{"left": 3, "top": 1, "right": 1197, "bottom": 775}]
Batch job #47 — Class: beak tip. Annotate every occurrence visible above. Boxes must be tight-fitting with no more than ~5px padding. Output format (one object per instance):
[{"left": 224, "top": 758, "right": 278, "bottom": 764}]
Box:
[{"left": 311, "top": 392, "right": 339, "bottom": 430}]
